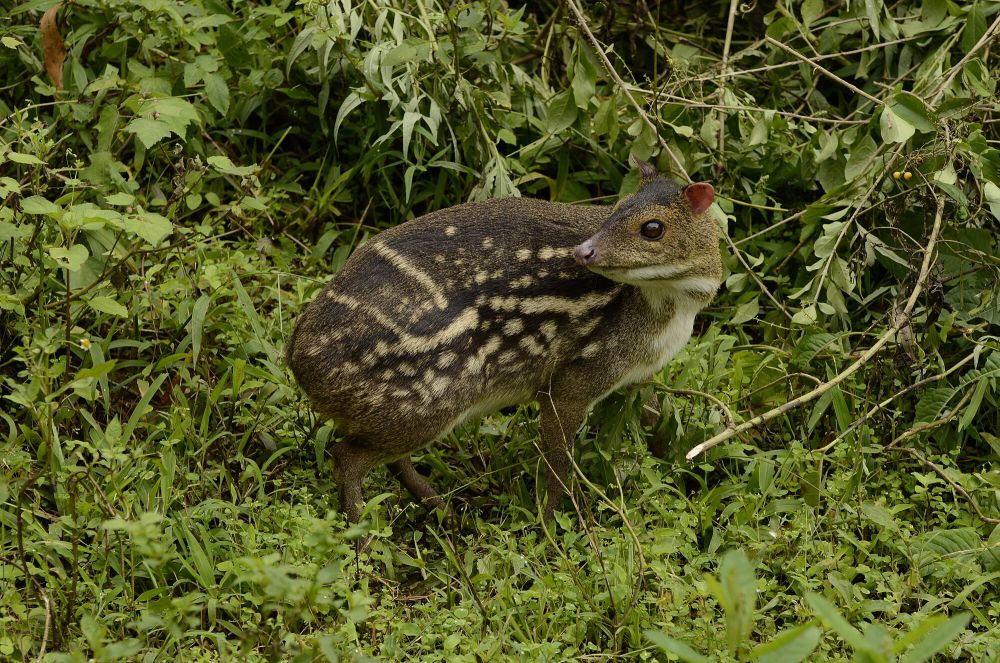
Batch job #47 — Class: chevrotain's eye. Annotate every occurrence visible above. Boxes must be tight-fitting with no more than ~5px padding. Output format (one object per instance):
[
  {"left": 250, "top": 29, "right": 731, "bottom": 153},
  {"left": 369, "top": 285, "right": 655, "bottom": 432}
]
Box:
[{"left": 640, "top": 220, "right": 665, "bottom": 240}]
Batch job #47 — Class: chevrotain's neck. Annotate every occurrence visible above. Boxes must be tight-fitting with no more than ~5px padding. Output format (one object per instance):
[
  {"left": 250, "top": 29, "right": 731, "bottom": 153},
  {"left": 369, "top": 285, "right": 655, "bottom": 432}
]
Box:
[{"left": 635, "top": 279, "right": 718, "bottom": 319}]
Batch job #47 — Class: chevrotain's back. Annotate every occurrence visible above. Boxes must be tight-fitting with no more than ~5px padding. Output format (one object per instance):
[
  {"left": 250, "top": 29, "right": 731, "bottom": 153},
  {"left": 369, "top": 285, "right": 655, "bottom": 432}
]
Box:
[{"left": 287, "top": 197, "right": 619, "bottom": 444}]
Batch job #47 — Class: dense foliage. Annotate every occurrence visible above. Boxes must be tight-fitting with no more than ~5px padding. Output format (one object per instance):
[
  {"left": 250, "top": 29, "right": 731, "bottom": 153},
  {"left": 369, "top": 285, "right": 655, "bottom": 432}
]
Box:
[{"left": 1, "top": 0, "right": 998, "bottom": 659}]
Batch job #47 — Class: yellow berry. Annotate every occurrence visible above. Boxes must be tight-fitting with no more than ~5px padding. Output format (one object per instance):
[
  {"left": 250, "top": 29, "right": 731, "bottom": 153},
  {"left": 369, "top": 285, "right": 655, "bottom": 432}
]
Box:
[
  {"left": 892, "top": 171, "right": 901, "bottom": 179},
  {"left": 903, "top": 171, "right": 912, "bottom": 181}
]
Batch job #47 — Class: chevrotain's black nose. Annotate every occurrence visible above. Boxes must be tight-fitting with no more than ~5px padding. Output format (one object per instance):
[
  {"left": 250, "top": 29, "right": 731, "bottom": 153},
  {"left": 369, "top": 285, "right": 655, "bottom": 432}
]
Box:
[{"left": 574, "top": 241, "right": 597, "bottom": 266}]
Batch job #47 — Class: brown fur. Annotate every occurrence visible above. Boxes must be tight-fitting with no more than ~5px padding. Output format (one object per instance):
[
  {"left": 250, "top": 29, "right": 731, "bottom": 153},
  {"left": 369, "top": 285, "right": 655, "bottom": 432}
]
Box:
[{"left": 287, "top": 166, "right": 723, "bottom": 522}]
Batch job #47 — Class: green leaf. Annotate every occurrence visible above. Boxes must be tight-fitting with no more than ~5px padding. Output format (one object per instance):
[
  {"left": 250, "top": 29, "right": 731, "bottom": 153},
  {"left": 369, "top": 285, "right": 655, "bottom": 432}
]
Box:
[
  {"left": 20, "top": 196, "right": 61, "bottom": 216},
  {"left": 207, "top": 155, "right": 258, "bottom": 176},
  {"left": 546, "top": 90, "right": 578, "bottom": 133},
  {"left": 190, "top": 293, "right": 210, "bottom": 367},
  {"left": 801, "top": 0, "right": 823, "bottom": 26},
  {"left": 791, "top": 304, "right": 818, "bottom": 326},
  {"left": 752, "top": 624, "right": 822, "bottom": 663},
  {"left": 644, "top": 630, "right": 712, "bottom": 663},
  {"left": 914, "top": 386, "right": 956, "bottom": 424},
  {"left": 123, "top": 211, "right": 173, "bottom": 246},
  {"left": 204, "top": 73, "right": 230, "bottom": 115},
  {"left": 1, "top": 36, "right": 23, "bottom": 49},
  {"left": 87, "top": 296, "right": 128, "bottom": 318},
  {"left": 805, "top": 593, "right": 866, "bottom": 650},
  {"left": 898, "top": 614, "right": 970, "bottom": 663},
  {"left": 125, "top": 118, "right": 174, "bottom": 149},
  {"left": 730, "top": 297, "right": 760, "bottom": 325},
  {"left": 334, "top": 91, "right": 365, "bottom": 143},
  {"left": 49, "top": 244, "right": 90, "bottom": 271},
  {"left": 104, "top": 192, "right": 134, "bottom": 206},
  {"left": 889, "top": 92, "right": 935, "bottom": 133},
  {"left": 879, "top": 106, "right": 914, "bottom": 144},
  {"left": 6, "top": 151, "right": 44, "bottom": 165}
]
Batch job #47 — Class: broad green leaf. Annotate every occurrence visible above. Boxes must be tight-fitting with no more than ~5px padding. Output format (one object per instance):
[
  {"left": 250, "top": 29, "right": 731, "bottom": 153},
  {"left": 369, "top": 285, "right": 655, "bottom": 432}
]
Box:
[
  {"left": 914, "top": 386, "right": 955, "bottom": 424},
  {"left": 125, "top": 118, "right": 174, "bottom": 149},
  {"left": 982, "top": 181, "right": 1000, "bottom": 221},
  {"left": 730, "top": 297, "right": 759, "bottom": 325},
  {"left": 791, "top": 304, "right": 818, "bottom": 326},
  {"left": 0, "top": 222, "right": 28, "bottom": 242},
  {"left": 1, "top": 36, "right": 23, "bottom": 48},
  {"left": 123, "top": 211, "right": 173, "bottom": 246},
  {"left": 546, "top": 90, "right": 577, "bottom": 133},
  {"left": 87, "top": 296, "right": 128, "bottom": 318},
  {"left": 104, "top": 192, "right": 134, "bottom": 206},
  {"left": 752, "top": 624, "right": 822, "bottom": 663},
  {"left": 20, "top": 196, "right": 61, "bottom": 215},
  {"left": 644, "top": 631, "right": 712, "bottom": 663},
  {"left": 880, "top": 105, "right": 914, "bottom": 143},
  {"left": 801, "top": 0, "right": 823, "bottom": 26},
  {"left": 49, "top": 244, "right": 89, "bottom": 271},
  {"left": 889, "top": 92, "right": 935, "bottom": 133},
  {"left": 844, "top": 136, "right": 877, "bottom": 181},
  {"left": 204, "top": 72, "right": 230, "bottom": 114}
]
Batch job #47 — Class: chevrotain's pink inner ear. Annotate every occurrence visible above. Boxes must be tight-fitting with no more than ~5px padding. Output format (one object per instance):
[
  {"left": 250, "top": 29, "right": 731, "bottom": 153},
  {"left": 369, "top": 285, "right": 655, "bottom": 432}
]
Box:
[{"left": 684, "top": 183, "right": 715, "bottom": 215}]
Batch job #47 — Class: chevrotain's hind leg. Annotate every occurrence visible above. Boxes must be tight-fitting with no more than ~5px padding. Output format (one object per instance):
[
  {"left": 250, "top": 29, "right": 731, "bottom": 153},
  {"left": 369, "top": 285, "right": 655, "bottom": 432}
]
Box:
[
  {"left": 538, "top": 393, "right": 589, "bottom": 522},
  {"left": 333, "top": 439, "right": 380, "bottom": 523},
  {"left": 388, "top": 458, "right": 445, "bottom": 512}
]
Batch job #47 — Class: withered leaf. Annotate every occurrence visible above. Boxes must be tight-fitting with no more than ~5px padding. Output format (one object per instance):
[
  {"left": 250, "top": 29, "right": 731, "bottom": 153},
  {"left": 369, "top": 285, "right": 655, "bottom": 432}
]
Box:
[{"left": 40, "top": 4, "right": 64, "bottom": 91}]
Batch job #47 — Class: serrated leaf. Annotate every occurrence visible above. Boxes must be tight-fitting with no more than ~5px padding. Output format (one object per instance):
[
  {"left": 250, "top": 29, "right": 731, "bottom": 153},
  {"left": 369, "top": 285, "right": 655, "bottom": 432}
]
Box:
[
  {"left": 87, "top": 296, "right": 128, "bottom": 318},
  {"left": 207, "top": 155, "right": 258, "bottom": 176},
  {"left": 49, "top": 244, "right": 89, "bottom": 271},
  {"left": 123, "top": 211, "right": 172, "bottom": 246},
  {"left": 125, "top": 118, "right": 174, "bottom": 149}
]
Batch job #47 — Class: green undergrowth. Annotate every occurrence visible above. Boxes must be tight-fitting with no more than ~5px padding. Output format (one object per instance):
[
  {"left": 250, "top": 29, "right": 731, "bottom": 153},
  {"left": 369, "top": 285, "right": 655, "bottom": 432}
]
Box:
[{"left": 1, "top": 0, "right": 998, "bottom": 660}]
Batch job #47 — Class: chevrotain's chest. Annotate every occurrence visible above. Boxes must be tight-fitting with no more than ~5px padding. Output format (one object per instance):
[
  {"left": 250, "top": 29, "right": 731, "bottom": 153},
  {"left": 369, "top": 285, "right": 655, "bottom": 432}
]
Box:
[{"left": 287, "top": 199, "right": 664, "bottom": 408}]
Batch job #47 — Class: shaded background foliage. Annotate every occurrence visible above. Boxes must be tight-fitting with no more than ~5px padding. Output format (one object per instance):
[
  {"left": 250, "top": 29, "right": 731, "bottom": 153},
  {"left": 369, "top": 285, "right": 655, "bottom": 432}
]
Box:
[{"left": 0, "top": 0, "right": 998, "bottom": 660}]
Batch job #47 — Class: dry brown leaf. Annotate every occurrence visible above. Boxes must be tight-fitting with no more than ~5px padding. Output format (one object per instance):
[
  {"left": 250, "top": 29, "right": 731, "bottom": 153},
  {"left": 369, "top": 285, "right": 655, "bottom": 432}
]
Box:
[{"left": 40, "top": 4, "right": 64, "bottom": 90}]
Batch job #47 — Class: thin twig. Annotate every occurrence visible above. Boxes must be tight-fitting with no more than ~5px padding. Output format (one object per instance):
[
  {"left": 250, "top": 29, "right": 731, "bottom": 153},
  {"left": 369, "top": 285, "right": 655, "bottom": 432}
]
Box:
[
  {"left": 37, "top": 591, "right": 51, "bottom": 662},
  {"left": 930, "top": 13, "right": 1000, "bottom": 105},
  {"left": 765, "top": 36, "right": 883, "bottom": 106},
  {"left": 687, "top": 195, "right": 946, "bottom": 459},
  {"left": 722, "top": 231, "right": 792, "bottom": 319},
  {"left": 897, "top": 445, "right": 1000, "bottom": 525},
  {"left": 565, "top": 0, "right": 689, "bottom": 181},
  {"left": 819, "top": 352, "right": 979, "bottom": 452},
  {"left": 653, "top": 386, "right": 737, "bottom": 430}
]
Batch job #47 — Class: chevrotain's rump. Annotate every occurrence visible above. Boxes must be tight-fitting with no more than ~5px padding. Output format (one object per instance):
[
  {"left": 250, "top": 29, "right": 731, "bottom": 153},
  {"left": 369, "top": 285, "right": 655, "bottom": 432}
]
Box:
[{"left": 287, "top": 162, "right": 723, "bottom": 523}]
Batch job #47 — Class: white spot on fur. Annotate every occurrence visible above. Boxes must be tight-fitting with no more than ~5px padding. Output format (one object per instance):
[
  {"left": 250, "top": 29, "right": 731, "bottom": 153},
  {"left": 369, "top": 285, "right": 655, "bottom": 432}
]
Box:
[
  {"left": 482, "top": 237, "right": 494, "bottom": 249},
  {"left": 503, "top": 318, "right": 524, "bottom": 335},
  {"left": 445, "top": 225, "right": 457, "bottom": 236},
  {"left": 516, "top": 248, "right": 532, "bottom": 261},
  {"left": 372, "top": 242, "right": 449, "bottom": 310}
]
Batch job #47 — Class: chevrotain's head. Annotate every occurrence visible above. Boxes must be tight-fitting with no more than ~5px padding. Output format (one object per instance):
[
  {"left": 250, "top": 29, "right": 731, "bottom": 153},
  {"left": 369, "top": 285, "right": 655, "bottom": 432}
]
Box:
[{"left": 574, "top": 159, "right": 723, "bottom": 295}]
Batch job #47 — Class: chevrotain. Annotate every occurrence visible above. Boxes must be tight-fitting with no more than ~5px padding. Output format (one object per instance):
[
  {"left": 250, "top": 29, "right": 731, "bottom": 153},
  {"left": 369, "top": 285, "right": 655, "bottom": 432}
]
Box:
[{"left": 287, "top": 160, "right": 722, "bottom": 522}]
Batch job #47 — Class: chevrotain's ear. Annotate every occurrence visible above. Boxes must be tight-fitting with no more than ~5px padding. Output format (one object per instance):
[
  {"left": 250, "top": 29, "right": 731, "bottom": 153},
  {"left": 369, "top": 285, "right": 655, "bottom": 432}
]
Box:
[
  {"left": 684, "top": 182, "right": 715, "bottom": 215},
  {"left": 629, "top": 155, "right": 659, "bottom": 184}
]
